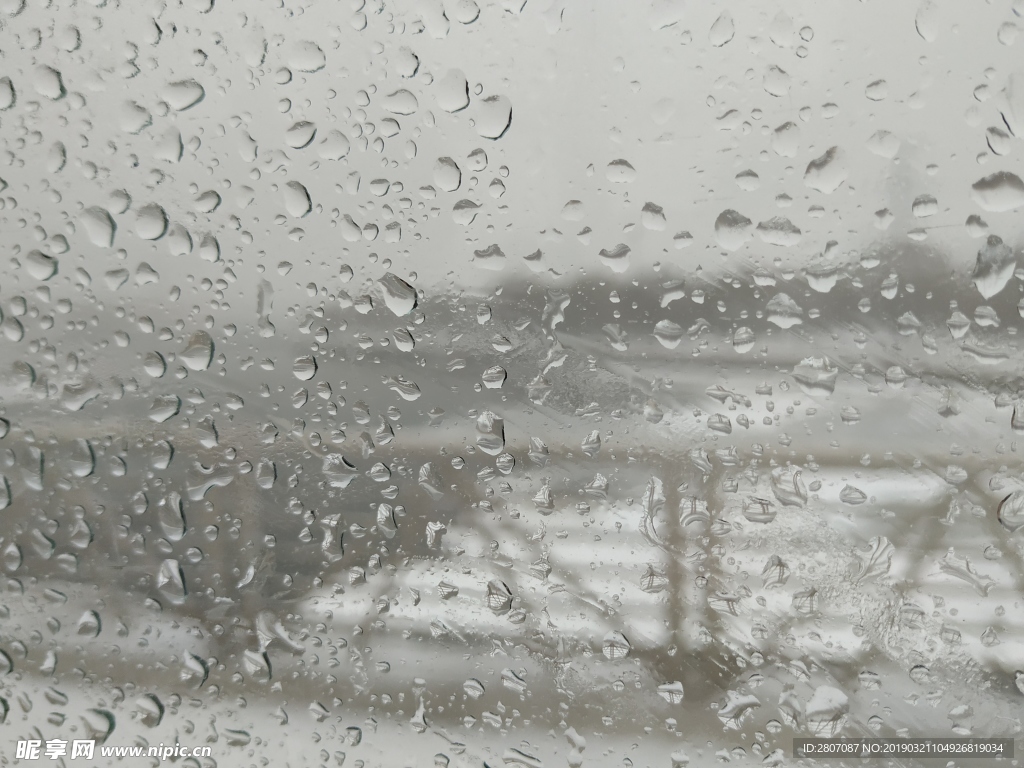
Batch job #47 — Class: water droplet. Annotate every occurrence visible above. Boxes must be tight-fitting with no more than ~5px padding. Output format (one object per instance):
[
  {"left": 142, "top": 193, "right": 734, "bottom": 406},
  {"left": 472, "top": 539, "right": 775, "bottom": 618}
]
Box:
[
  {"left": 972, "top": 171, "right": 1024, "bottom": 212},
  {"left": 282, "top": 122, "right": 317, "bottom": 151},
  {"left": 599, "top": 243, "right": 631, "bottom": 273},
  {"left": 602, "top": 630, "right": 631, "bottom": 659},
  {"left": 436, "top": 69, "right": 470, "bottom": 112},
  {"left": 912, "top": 195, "right": 938, "bottom": 218},
  {"left": 866, "top": 129, "right": 900, "bottom": 158},
  {"left": 766, "top": 293, "right": 803, "bottom": 328},
  {"left": 806, "top": 686, "right": 849, "bottom": 737},
  {"left": 80, "top": 207, "right": 116, "bottom": 247},
  {"left": 318, "top": 129, "right": 350, "bottom": 159},
  {"left": 293, "top": 355, "right": 317, "bottom": 381},
  {"left": 761, "top": 554, "right": 790, "bottom": 587},
  {"left": 658, "top": 681, "right": 685, "bottom": 704},
  {"left": 283, "top": 181, "right": 312, "bottom": 217},
  {"left": 772, "top": 122, "right": 799, "bottom": 156},
  {"left": 840, "top": 485, "right": 867, "bottom": 505},
  {"left": 709, "top": 11, "right": 735, "bottom": 46},
  {"left": 452, "top": 0, "right": 479, "bottom": 23},
  {"left": 732, "top": 327, "right": 755, "bottom": 353},
  {"left": 476, "top": 94, "right": 511, "bottom": 138},
  {"left": 135, "top": 204, "right": 168, "bottom": 240},
  {"left": 473, "top": 243, "right": 506, "bottom": 271},
  {"left": 763, "top": 65, "right": 790, "bottom": 97},
  {"left": 793, "top": 356, "right": 838, "bottom": 394},
  {"left": 916, "top": 0, "right": 940, "bottom": 41},
  {"left": 998, "top": 491, "right": 1024, "bottom": 533},
  {"left": 605, "top": 159, "right": 636, "bottom": 183},
  {"left": 378, "top": 273, "right": 418, "bottom": 316},
  {"left": 385, "top": 374, "right": 421, "bottom": 400},
  {"left": 718, "top": 691, "right": 760, "bottom": 729},
  {"left": 654, "top": 319, "right": 684, "bottom": 348},
  {"left": 288, "top": 41, "right": 326, "bottom": 72},
  {"left": 148, "top": 395, "right": 180, "bottom": 423},
  {"left": 32, "top": 65, "right": 64, "bottom": 100},
  {"left": 804, "top": 147, "right": 848, "bottom": 193},
  {"left": 714, "top": 209, "right": 752, "bottom": 251},
  {"left": 735, "top": 169, "right": 760, "bottom": 190},
  {"left": 255, "top": 458, "right": 276, "bottom": 490},
  {"left": 162, "top": 79, "right": 204, "bottom": 110},
  {"left": 25, "top": 250, "right": 57, "bottom": 280},
  {"left": 865, "top": 79, "right": 888, "bottom": 101},
  {"left": 156, "top": 558, "right": 187, "bottom": 602},
  {"left": 481, "top": 365, "right": 507, "bottom": 389},
  {"left": 81, "top": 710, "right": 115, "bottom": 744},
  {"left": 0, "top": 76, "right": 14, "bottom": 110},
  {"left": 384, "top": 88, "right": 419, "bottom": 115},
  {"left": 475, "top": 411, "right": 505, "bottom": 455},
  {"left": 641, "top": 201, "right": 665, "bottom": 230},
  {"left": 973, "top": 236, "right": 1016, "bottom": 299},
  {"left": 756, "top": 217, "right": 801, "bottom": 246},
  {"left": 181, "top": 331, "right": 214, "bottom": 371},
  {"left": 434, "top": 157, "right": 461, "bottom": 191}
]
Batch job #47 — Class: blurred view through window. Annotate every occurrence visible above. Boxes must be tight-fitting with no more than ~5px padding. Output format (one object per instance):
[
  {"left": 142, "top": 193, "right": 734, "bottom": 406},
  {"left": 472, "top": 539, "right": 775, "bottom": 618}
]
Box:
[{"left": 2, "top": 1, "right": 1024, "bottom": 766}]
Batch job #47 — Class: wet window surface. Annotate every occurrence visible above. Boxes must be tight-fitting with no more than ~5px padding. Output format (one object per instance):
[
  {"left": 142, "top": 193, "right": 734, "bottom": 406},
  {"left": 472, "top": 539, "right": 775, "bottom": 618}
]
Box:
[{"left": 2, "top": 1, "right": 1024, "bottom": 766}]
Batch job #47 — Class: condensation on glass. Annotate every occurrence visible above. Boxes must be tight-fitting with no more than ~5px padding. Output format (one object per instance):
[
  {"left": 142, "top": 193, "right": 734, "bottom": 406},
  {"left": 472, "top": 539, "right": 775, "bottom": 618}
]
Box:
[{"left": 1, "top": 0, "right": 1024, "bottom": 766}]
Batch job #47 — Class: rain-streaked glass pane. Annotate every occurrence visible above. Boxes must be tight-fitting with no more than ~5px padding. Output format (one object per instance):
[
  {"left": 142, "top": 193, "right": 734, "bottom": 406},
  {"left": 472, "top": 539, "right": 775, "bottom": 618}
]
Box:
[{"left": 2, "top": 0, "right": 1024, "bottom": 765}]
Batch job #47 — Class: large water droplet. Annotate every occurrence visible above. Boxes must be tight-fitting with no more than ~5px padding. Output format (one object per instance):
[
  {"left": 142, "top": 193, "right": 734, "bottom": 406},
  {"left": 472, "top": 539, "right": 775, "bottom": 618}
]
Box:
[
  {"left": 288, "top": 41, "right": 326, "bottom": 72},
  {"left": 756, "top": 217, "right": 801, "bottom": 246},
  {"left": 32, "top": 65, "right": 64, "bottom": 100},
  {"left": 149, "top": 395, "right": 181, "bottom": 423},
  {"left": 476, "top": 411, "right": 504, "bottom": 455},
  {"left": 166, "top": 224, "right": 192, "bottom": 256},
  {"left": 181, "top": 331, "right": 214, "bottom": 371},
  {"left": 654, "top": 319, "right": 684, "bottom": 348},
  {"left": 709, "top": 11, "right": 735, "bottom": 46},
  {"left": 602, "top": 630, "right": 631, "bottom": 659},
  {"left": 162, "top": 79, "right": 205, "bottom": 110},
  {"left": 0, "top": 76, "right": 14, "bottom": 110},
  {"left": 998, "top": 491, "right": 1024, "bottom": 533},
  {"left": 25, "top": 250, "right": 57, "bottom": 280},
  {"left": 81, "top": 207, "right": 116, "bottom": 247},
  {"left": 476, "top": 94, "right": 512, "bottom": 139},
  {"left": 866, "top": 129, "right": 900, "bottom": 158},
  {"left": 916, "top": 0, "right": 940, "bottom": 41},
  {"left": 772, "top": 121, "right": 799, "bottom": 156},
  {"left": 283, "top": 181, "right": 312, "bottom": 217},
  {"left": 714, "top": 209, "right": 752, "bottom": 251},
  {"left": 433, "top": 157, "right": 461, "bottom": 191},
  {"left": 972, "top": 171, "right": 1024, "bottom": 212},
  {"left": 732, "top": 327, "right": 755, "bottom": 353},
  {"left": 763, "top": 65, "right": 790, "bottom": 97},
  {"left": 156, "top": 559, "right": 187, "bottom": 601},
  {"left": 318, "top": 130, "right": 350, "bottom": 160},
  {"left": 436, "top": 69, "right": 470, "bottom": 112},
  {"left": 793, "top": 356, "right": 838, "bottom": 394},
  {"left": 605, "top": 159, "right": 636, "bottom": 182},
  {"left": 378, "top": 273, "right": 418, "bottom": 316},
  {"left": 473, "top": 243, "right": 506, "bottom": 271},
  {"left": 806, "top": 686, "right": 849, "bottom": 737},
  {"left": 599, "top": 243, "right": 631, "bottom": 273},
  {"left": 840, "top": 485, "right": 867, "bottom": 505},
  {"left": 135, "top": 204, "right": 168, "bottom": 240},
  {"left": 972, "top": 235, "right": 1016, "bottom": 299},
  {"left": 293, "top": 355, "right": 317, "bottom": 381},
  {"left": 804, "top": 147, "right": 848, "bottom": 193},
  {"left": 384, "top": 89, "right": 419, "bottom": 115},
  {"left": 766, "top": 293, "right": 803, "bottom": 328}
]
